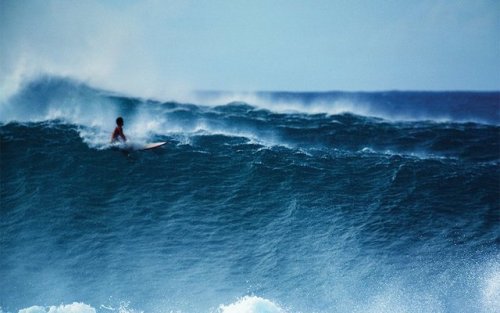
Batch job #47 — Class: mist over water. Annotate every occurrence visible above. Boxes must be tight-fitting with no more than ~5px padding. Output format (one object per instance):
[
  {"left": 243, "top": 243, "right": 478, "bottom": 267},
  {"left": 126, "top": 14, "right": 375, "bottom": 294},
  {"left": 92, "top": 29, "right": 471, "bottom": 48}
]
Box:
[{"left": 1, "top": 76, "right": 499, "bottom": 313}]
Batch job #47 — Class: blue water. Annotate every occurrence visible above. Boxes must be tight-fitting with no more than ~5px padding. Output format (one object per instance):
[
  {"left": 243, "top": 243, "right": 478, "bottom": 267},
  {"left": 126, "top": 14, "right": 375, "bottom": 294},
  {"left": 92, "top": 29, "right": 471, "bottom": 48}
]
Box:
[{"left": 1, "top": 77, "right": 499, "bottom": 313}]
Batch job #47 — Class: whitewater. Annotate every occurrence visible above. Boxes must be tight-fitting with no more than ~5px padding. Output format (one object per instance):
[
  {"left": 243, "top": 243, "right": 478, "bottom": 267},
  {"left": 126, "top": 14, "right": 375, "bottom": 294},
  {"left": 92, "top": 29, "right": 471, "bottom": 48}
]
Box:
[{"left": 1, "top": 76, "right": 499, "bottom": 313}]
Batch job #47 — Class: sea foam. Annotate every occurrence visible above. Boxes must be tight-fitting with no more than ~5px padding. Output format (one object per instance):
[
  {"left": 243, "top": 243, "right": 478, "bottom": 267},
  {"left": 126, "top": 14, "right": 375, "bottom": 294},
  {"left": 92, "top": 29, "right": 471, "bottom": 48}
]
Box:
[
  {"left": 12, "top": 297, "right": 285, "bottom": 313},
  {"left": 217, "top": 296, "right": 285, "bottom": 313},
  {"left": 18, "top": 303, "right": 95, "bottom": 313}
]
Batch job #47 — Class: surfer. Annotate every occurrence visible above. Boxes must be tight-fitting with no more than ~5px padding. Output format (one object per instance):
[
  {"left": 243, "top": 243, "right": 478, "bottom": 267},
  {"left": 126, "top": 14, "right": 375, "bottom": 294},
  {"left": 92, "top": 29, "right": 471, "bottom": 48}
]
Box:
[{"left": 111, "top": 117, "right": 127, "bottom": 143}]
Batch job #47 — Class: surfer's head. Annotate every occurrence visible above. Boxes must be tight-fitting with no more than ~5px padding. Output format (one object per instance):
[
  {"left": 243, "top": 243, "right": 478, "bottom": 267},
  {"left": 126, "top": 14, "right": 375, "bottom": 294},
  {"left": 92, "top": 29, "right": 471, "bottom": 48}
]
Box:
[{"left": 116, "top": 117, "right": 124, "bottom": 127}]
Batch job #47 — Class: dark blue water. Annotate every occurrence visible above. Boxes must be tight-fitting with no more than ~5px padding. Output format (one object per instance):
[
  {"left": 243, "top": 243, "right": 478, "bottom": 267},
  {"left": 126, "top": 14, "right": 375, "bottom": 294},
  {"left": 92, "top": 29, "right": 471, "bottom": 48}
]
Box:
[{"left": 1, "top": 77, "right": 499, "bottom": 313}]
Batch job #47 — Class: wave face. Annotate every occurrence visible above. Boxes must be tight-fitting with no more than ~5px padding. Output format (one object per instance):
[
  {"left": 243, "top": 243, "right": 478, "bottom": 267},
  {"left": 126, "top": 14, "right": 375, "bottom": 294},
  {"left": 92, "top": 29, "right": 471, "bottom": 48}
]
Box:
[{"left": 1, "top": 76, "right": 499, "bottom": 313}]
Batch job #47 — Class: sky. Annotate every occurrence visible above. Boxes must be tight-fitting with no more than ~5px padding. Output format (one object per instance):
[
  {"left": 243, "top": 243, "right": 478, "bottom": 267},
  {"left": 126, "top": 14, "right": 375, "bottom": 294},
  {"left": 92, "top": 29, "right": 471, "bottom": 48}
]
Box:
[{"left": 1, "top": 0, "right": 499, "bottom": 97}]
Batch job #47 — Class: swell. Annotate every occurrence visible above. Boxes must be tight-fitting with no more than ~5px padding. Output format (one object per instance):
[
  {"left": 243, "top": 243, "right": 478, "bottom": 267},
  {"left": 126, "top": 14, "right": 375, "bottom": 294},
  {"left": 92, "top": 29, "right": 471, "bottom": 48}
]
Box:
[
  {"left": 196, "top": 90, "right": 500, "bottom": 124},
  {"left": 2, "top": 122, "right": 499, "bottom": 312},
  {"left": 1, "top": 75, "right": 500, "bottom": 313},
  {"left": 2, "top": 76, "right": 500, "bottom": 126}
]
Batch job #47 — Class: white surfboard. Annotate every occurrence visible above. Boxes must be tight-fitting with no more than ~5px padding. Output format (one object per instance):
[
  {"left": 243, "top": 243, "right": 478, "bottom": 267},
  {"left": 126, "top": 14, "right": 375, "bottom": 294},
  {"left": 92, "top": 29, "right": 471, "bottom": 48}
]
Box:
[
  {"left": 111, "top": 141, "right": 167, "bottom": 151},
  {"left": 141, "top": 142, "right": 167, "bottom": 150}
]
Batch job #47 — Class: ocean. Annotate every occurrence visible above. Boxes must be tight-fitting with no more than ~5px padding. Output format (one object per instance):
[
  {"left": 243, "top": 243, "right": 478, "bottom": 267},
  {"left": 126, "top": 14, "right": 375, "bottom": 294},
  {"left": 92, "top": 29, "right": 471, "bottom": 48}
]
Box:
[{"left": 1, "top": 76, "right": 499, "bottom": 313}]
